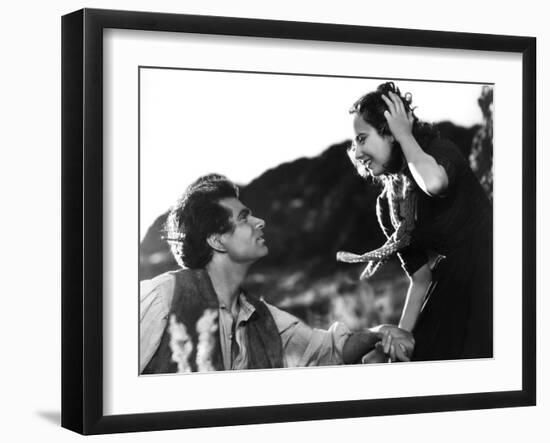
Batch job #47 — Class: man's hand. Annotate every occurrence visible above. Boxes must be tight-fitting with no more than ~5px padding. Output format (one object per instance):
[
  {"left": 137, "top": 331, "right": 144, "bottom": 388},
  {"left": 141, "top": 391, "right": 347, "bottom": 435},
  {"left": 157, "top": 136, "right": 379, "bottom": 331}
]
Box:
[
  {"left": 343, "top": 324, "right": 415, "bottom": 364},
  {"left": 361, "top": 346, "right": 387, "bottom": 364},
  {"left": 368, "top": 324, "right": 415, "bottom": 362}
]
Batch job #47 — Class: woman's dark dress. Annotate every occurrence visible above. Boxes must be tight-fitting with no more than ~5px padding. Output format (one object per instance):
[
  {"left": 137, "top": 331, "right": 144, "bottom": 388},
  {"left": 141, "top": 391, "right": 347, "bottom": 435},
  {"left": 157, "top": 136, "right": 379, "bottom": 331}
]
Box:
[{"left": 378, "top": 138, "right": 493, "bottom": 361}]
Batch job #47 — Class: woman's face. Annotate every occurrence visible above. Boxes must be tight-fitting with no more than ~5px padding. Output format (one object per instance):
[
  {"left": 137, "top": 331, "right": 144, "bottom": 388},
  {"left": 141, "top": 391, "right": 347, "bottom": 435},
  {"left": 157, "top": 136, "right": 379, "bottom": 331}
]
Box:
[{"left": 352, "top": 113, "right": 394, "bottom": 176}]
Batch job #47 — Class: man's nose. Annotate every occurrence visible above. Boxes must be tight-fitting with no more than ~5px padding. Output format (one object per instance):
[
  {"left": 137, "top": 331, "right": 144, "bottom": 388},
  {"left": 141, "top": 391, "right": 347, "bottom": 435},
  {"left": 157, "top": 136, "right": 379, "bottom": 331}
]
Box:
[{"left": 255, "top": 217, "right": 265, "bottom": 230}]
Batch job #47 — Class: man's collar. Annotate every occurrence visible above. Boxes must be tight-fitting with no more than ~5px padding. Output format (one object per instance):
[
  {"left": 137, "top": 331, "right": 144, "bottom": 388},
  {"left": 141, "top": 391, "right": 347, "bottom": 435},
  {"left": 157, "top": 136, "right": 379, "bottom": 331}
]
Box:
[
  {"left": 237, "top": 292, "right": 256, "bottom": 322},
  {"left": 219, "top": 291, "right": 256, "bottom": 323}
]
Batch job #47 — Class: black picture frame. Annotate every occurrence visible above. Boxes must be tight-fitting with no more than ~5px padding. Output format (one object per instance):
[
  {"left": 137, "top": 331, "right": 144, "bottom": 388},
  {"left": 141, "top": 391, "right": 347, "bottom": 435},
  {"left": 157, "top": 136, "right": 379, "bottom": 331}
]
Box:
[{"left": 61, "top": 8, "right": 536, "bottom": 435}]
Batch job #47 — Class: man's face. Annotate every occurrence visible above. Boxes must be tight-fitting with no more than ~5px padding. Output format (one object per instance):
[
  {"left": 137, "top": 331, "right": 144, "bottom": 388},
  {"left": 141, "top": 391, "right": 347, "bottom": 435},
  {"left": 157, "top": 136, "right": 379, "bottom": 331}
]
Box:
[{"left": 217, "top": 197, "right": 268, "bottom": 264}]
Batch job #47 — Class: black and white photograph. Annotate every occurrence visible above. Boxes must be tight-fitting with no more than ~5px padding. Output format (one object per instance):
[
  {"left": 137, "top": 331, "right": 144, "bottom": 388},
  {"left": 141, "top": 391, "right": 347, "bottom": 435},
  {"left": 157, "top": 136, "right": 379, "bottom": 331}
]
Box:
[
  {"left": 56, "top": 6, "right": 539, "bottom": 436},
  {"left": 1, "top": 0, "right": 548, "bottom": 441},
  {"left": 138, "top": 70, "right": 494, "bottom": 374}
]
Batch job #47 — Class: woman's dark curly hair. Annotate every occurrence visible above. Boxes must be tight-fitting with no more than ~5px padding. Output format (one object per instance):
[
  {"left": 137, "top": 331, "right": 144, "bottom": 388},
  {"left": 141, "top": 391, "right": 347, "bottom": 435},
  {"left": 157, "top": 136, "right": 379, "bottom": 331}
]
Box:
[
  {"left": 349, "top": 81, "right": 439, "bottom": 176},
  {"left": 164, "top": 174, "right": 239, "bottom": 269}
]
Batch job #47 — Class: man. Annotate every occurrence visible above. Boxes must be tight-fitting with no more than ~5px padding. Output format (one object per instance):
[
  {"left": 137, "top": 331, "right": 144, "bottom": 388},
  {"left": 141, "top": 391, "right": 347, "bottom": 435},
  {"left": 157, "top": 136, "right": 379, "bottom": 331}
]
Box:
[{"left": 140, "top": 174, "right": 413, "bottom": 374}]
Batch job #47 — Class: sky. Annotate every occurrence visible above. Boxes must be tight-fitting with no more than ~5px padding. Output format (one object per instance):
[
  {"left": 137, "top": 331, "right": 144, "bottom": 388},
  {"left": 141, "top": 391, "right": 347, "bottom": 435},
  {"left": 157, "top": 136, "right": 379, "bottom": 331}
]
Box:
[{"left": 140, "top": 68, "right": 489, "bottom": 240}]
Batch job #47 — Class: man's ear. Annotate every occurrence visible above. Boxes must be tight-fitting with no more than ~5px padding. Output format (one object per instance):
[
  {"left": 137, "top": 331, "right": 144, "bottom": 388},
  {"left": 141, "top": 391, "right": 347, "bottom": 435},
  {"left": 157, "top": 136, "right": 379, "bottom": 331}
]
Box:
[{"left": 206, "top": 233, "right": 226, "bottom": 253}]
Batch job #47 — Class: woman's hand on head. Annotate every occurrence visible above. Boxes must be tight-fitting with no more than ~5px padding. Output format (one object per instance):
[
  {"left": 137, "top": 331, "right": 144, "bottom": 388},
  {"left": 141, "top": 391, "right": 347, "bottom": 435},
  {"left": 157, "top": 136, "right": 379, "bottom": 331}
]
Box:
[
  {"left": 382, "top": 91, "right": 414, "bottom": 144},
  {"left": 380, "top": 91, "right": 449, "bottom": 196}
]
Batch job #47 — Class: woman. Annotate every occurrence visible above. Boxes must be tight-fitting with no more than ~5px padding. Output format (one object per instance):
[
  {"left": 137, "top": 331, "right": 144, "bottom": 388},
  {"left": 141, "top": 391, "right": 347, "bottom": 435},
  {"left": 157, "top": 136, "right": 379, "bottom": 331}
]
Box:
[{"left": 338, "top": 82, "right": 493, "bottom": 361}]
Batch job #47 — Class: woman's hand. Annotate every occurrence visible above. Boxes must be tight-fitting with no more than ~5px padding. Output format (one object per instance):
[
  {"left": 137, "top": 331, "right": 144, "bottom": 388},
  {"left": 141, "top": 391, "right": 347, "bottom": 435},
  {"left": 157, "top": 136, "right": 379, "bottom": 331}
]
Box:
[
  {"left": 370, "top": 324, "right": 415, "bottom": 362},
  {"left": 361, "top": 336, "right": 410, "bottom": 363},
  {"left": 381, "top": 91, "right": 415, "bottom": 144},
  {"left": 381, "top": 91, "right": 449, "bottom": 197}
]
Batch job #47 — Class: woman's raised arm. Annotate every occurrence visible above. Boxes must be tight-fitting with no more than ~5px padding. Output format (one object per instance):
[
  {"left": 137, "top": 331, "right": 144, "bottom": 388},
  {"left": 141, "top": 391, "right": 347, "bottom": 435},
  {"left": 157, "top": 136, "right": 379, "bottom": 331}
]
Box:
[{"left": 382, "top": 91, "right": 449, "bottom": 196}]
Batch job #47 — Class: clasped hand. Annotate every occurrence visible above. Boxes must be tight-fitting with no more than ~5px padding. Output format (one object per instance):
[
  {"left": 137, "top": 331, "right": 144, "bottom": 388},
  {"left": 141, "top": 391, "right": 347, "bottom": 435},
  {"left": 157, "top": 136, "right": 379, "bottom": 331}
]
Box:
[{"left": 363, "top": 324, "right": 415, "bottom": 363}]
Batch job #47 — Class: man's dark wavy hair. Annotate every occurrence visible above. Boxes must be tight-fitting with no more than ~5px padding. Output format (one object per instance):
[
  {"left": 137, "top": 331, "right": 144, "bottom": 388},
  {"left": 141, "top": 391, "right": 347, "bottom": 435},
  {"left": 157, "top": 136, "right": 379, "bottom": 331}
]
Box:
[
  {"left": 164, "top": 174, "right": 239, "bottom": 269},
  {"left": 348, "top": 81, "right": 439, "bottom": 176}
]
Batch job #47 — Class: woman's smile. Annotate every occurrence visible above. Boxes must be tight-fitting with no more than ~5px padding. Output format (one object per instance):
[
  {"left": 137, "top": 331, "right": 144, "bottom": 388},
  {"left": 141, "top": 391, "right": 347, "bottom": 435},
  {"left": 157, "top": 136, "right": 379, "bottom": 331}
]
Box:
[{"left": 352, "top": 114, "right": 394, "bottom": 176}]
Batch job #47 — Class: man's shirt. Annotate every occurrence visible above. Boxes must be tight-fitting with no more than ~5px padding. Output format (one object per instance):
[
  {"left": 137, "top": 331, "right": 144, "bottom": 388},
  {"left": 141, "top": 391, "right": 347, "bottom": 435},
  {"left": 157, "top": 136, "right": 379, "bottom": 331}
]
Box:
[{"left": 140, "top": 272, "right": 351, "bottom": 372}]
